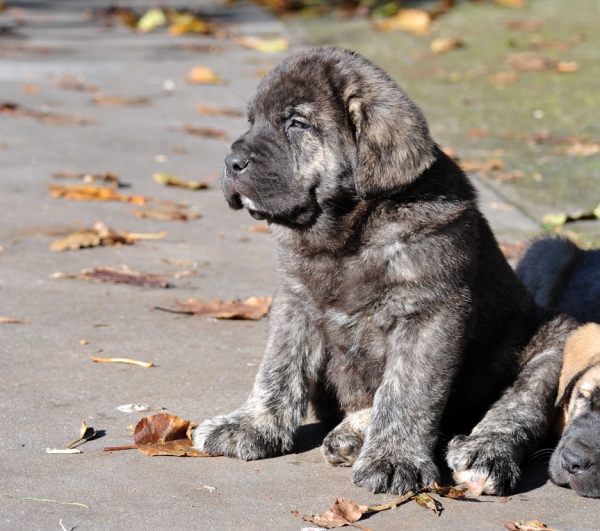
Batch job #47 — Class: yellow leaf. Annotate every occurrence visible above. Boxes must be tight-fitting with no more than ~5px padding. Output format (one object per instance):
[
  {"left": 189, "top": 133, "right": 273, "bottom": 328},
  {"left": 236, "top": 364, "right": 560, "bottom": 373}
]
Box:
[
  {"left": 235, "top": 36, "right": 289, "bottom": 53},
  {"left": 137, "top": 8, "right": 167, "bottom": 33},
  {"left": 185, "top": 66, "right": 224, "bottom": 85},
  {"left": 374, "top": 9, "right": 431, "bottom": 35}
]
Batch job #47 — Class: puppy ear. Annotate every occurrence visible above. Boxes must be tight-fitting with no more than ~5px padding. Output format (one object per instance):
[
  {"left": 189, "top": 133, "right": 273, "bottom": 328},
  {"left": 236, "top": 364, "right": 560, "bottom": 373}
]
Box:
[
  {"left": 347, "top": 88, "right": 436, "bottom": 199},
  {"left": 556, "top": 323, "right": 600, "bottom": 406}
]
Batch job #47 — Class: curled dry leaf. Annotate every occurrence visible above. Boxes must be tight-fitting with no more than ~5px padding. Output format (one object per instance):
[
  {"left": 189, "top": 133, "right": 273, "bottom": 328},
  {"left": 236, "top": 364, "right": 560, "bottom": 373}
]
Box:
[
  {"left": 374, "top": 9, "right": 431, "bottom": 34},
  {"left": 52, "top": 171, "right": 121, "bottom": 187},
  {"left": 49, "top": 265, "right": 191, "bottom": 288},
  {"left": 133, "top": 413, "right": 219, "bottom": 457},
  {"left": 504, "top": 520, "right": 560, "bottom": 531},
  {"left": 182, "top": 123, "right": 229, "bottom": 141},
  {"left": 49, "top": 184, "right": 147, "bottom": 204},
  {"left": 292, "top": 498, "right": 371, "bottom": 531},
  {"left": 153, "top": 173, "right": 208, "bottom": 190},
  {"left": 430, "top": 38, "right": 464, "bottom": 54},
  {"left": 499, "top": 241, "right": 527, "bottom": 260},
  {"left": 66, "top": 420, "right": 97, "bottom": 449},
  {"left": 185, "top": 65, "right": 224, "bottom": 85},
  {"left": 0, "top": 317, "right": 30, "bottom": 324},
  {"left": 414, "top": 493, "right": 443, "bottom": 516},
  {"left": 431, "top": 482, "right": 468, "bottom": 500},
  {"left": 197, "top": 104, "right": 244, "bottom": 118},
  {"left": 50, "top": 222, "right": 166, "bottom": 251},
  {"left": 131, "top": 206, "right": 199, "bottom": 222},
  {"left": 1, "top": 102, "right": 93, "bottom": 126},
  {"left": 91, "top": 93, "right": 150, "bottom": 106},
  {"left": 156, "top": 296, "right": 272, "bottom": 320},
  {"left": 234, "top": 36, "right": 289, "bottom": 53}
]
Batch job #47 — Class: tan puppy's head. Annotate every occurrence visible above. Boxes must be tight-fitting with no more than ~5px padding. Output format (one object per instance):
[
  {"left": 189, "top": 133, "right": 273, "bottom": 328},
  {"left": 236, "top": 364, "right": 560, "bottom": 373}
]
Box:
[{"left": 550, "top": 323, "right": 600, "bottom": 498}]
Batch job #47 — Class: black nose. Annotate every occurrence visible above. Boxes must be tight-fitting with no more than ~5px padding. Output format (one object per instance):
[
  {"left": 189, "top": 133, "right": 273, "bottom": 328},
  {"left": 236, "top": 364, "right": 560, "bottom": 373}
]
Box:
[
  {"left": 561, "top": 442, "right": 593, "bottom": 475},
  {"left": 225, "top": 152, "right": 250, "bottom": 176}
]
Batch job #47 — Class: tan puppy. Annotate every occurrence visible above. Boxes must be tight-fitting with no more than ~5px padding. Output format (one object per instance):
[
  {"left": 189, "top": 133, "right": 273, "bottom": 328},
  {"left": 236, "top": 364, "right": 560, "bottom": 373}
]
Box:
[{"left": 549, "top": 323, "right": 600, "bottom": 497}]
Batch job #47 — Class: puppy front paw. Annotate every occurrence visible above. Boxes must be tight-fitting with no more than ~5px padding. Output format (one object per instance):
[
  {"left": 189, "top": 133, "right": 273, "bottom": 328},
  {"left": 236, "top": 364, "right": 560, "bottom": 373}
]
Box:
[
  {"left": 322, "top": 427, "right": 364, "bottom": 467},
  {"left": 446, "top": 434, "right": 521, "bottom": 496},
  {"left": 193, "top": 411, "right": 292, "bottom": 461},
  {"left": 351, "top": 451, "right": 439, "bottom": 494}
]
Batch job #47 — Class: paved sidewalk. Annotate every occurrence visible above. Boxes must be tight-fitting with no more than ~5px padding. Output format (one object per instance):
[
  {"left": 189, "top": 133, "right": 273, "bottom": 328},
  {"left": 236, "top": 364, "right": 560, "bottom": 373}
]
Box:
[{"left": 0, "top": 1, "right": 598, "bottom": 530}]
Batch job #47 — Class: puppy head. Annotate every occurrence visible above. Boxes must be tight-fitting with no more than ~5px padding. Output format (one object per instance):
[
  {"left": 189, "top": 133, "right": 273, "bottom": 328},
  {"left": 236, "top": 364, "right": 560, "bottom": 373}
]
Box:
[
  {"left": 550, "top": 323, "right": 600, "bottom": 497},
  {"left": 222, "top": 47, "right": 436, "bottom": 225}
]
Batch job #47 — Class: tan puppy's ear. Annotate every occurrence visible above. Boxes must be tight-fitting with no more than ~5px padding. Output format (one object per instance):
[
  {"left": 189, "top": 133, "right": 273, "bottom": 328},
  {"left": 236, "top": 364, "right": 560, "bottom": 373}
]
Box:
[
  {"left": 347, "top": 85, "right": 436, "bottom": 200},
  {"left": 556, "top": 323, "right": 600, "bottom": 406}
]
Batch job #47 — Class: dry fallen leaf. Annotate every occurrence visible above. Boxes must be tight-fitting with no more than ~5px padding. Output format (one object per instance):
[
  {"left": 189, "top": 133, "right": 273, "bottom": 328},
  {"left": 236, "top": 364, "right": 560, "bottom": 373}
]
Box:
[
  {"left": 414, "top": 493, "right": 443, "bottom": 516},
  {"left": 542, "top": 204, "right": 600, "bottom": 228},
  {"left": 505, "top": 52, "right": 573, "bottom": 73},
  {"left": 0, "top": 317, "right": 30, "bottom": 324},
  {"left": 51, "top": 74, "right": 98, "bottom": 92},
  {"left": 185, "top": 65, "right": 224, "bottom": 85},
  {"left": 1, "top": 102, "right": 93, "bottom": 126},
  {"left": 374, "top": 9, "right": 432, "bottom": 34},
  {"left": 458, "top": 158, "right": 505, "bottom": 174},
  {"left": 246, "top": 223, "right": 269, "bottom": 233},
  {"left": 136, "top": 8, "right": 166, "bottom": 33},
  {"left": 499, "top": 241, "right": 527, "bottom": 260},
  {"left": 504, "top": 520, "right": 560, "bottom": 531},
  {"left": 182, "top": 124, "right": 229, "bottom": 141},
  {"left": 234, "top": 36, "right": 289, "bottom": 53},
  {"left": 494, "top": 0, "right": 526, "bottom": 7},
  {"left": 292, "top": 498, "right": 371, "bottom": 530},
  {"left": 91, "top": 93, "right": 150, "bottom": 106},
  {"left": 21, "top": 83, "right": 39, "bottom": 94},
  {"left": 430, "top": 38, "right": 464, "bottom": 54},
  {"left": 49, "top": 265, "right": 192, "bottom": 288},
  {"left": 131, "top": 206, "right": 199, "bottom": 222},
  {"left": 49, "top": 184, "right": 147, "bottom": 204},
  {"left": 155, "top": 296, "right": 272, "bottom": 320},
  {"left": 153, "top": 173, "right": 209, "bottom": 190},
  {"left": 487, "top": 71, "right": 519, "bottom": 85},
  {"left": 52, "top": 171, "right": 121, "bottom": 187},
  {"left": 555, "top": 141, "right": 600, "bottom": 157},
  {"left": 66, "top": 421, "right": 97, "bottom": 449},
  {"left": 133, "top": 413, "right": 219, "bottom": 457},
  {"left": 505, "top": 20, "right": 544, "bottom": 31},
  {"left": 430, "top": 482, "right": 468, "bottom": 500},
  {"left": 197, "top": 104, "right": 244, "bottom": 118},
  {"left": 167, "top": 12, "right": 213, "bottom": 35}
]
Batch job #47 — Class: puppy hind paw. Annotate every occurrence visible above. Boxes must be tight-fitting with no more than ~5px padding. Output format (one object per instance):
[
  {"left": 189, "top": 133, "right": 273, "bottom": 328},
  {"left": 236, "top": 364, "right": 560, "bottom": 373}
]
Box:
[
  {"left": 446, "top": 434, "right": 521, "bottom": 496},
  {"left": 322, "top": 428, "right": 364, "bottom": 467}
]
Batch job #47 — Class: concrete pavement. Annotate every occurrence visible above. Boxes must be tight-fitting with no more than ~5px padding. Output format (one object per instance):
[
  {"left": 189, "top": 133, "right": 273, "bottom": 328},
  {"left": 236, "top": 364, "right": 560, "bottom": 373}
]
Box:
[{"left": 1, "top": 1, "right": 598, "bottom": 529}]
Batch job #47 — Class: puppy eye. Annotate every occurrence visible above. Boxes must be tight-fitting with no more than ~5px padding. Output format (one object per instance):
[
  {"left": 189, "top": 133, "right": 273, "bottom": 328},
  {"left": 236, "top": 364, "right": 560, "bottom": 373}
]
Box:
[{"left": 288, "top": 117, "right": 311, "bottom": 131}]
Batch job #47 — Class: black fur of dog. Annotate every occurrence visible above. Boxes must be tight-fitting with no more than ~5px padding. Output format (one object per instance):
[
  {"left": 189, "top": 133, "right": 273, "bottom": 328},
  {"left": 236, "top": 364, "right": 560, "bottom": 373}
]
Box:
[{"left": 193, "top": 47, "right": 576, "bottom": 496}]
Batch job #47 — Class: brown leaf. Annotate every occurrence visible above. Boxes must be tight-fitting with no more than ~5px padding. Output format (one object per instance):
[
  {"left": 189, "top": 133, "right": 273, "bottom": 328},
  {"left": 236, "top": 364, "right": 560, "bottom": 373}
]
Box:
[
  {"left": 292, "top": 498, "right": 372, "bottom": 530},
  {"left": 49, "top": 265, "right": 186, "bottom": 288},
  {"left": 499, "top": 242, "right": 526, "bottom": 260},
  {"left": 51, "top": 74, "right": 98, "bottom": 92},
  {"left": 414, "top": 493, "right": 443, "bottom": 515},
  {"left": 487, "top": 71, "right": 519, "bottom": 85},
  {"left": 52, "top": 171, "right": 121, "bottom": 187},
  {"left": 153, "top": 173, "right": 209, "bottom": 190},
  {"left": 555, "top": 61, "right": 578, "bottom": 73},
  {"left": 133, "top": 413, "right": 219, "bottom": 457},
  {"left": 494, "top": 0, "right": 525, "bottom": 7},
  {"left": 185, "top": 65, "right": 224, "bottom": 85},
  {"left": 49, "top": 184, "right": 147, "bottom": 204},
  {"left": 0, "top": 317, "right": 30, "bottom": 324},
  {"left": 156, "top": 296, "right": 272, "bottom": 320},
  {"left": 555, "top": 142, "right": 600, "bottom": 157},
  {"left": 504, "top": 520, "right": 560, "bottom": 531},
  {"left": 430, "top": 38, "right": 464, "bottom": 54},
  {"left": 131, "top": 206, "right": 199, "bottom": 222},
  {"left": 458, "top": 158, "right": 505, "bottom": 174},
  {"left": 21, "top": 84, "right": 39, "bottom": 94},
  {"left": 167, "top": 12, "right": 214, "bottom": 35},
  {"left": 49, "top": 222, "right": 148, "bottom": 252},
  {"left": 431, "top": 482, "right": 468, "bottom": 500},
  {"left": 506, "top": 52, "right": 556, "bottom": 72},
  {"left": 91, "top": 93, "right": 150, "bottom": 106},
  {"left": 1, "top": 102, "right": 93, "bottom": 126},
  {"left": 374, "top": 9, "right": 432, "bottom": 34},
  {"left": 66, "top": 420, "right": 97, "bottom": 449},
  {"left": 182, "top": 124, "right": 229, "bottom": 141},
  {"left": 505, "top": 20, "right": 544, "bottom": 31},
  {"left": 197, "top": 104, "right": 244, "bottom": 118},
  {"left": 246, "top": 223, "right": 269, "bottom": 233}
]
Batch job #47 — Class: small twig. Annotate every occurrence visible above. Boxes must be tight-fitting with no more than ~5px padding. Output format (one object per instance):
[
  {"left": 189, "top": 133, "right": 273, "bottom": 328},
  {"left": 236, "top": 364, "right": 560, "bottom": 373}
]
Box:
[
  {"left": 103, "top": 445, "right": 137, "bottom": 452},
  {"left": 126, "top": 230, "right": 168, "bottom": 240},
  {"left": 90, "top": 356, "right": 154, "bottom": 368},
  {"left": 367, "top": 491, "right": 415, "bottom": 512},
  {"left": 46, "top": 448, "right": 81, "bottom": 454}
]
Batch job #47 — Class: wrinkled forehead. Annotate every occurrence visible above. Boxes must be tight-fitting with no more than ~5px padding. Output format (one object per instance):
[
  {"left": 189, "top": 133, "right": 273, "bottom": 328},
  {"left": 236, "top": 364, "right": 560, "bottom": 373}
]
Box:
[{"left": 576, "top": 365, "right": 600, "bottom": 398}]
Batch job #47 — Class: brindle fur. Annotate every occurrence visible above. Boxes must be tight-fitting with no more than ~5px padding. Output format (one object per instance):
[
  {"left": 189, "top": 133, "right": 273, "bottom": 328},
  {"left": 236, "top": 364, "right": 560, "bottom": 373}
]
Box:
[{"left": 193, "top": 47, "right": 576, "bottom": 495}]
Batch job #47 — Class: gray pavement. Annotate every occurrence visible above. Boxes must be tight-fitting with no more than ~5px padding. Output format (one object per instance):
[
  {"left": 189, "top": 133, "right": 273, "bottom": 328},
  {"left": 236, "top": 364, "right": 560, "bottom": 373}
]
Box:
[{"left": 0, "top": 1, "right": 598, "bottom": 530}]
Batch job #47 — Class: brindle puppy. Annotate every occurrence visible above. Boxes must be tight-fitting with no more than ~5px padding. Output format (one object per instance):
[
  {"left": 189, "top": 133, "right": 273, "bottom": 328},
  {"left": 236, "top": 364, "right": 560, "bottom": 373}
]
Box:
[
  {"left": 517, "top": 236, "right": 600, "bottom": 497},
  {"left": 193, "top": 47, "right": 576, "bottom": 495}
]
